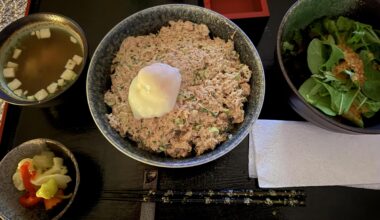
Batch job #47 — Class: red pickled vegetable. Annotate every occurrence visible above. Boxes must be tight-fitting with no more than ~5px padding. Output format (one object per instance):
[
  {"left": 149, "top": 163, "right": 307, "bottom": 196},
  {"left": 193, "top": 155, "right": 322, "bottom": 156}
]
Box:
[
  {"left": 19, "top": 161, "right": 36, "bottom": 193},
  {"left": 18, "top": 161, "right": 42, "bottom": 208},
  {"left": 19, "top": 192, "right": 42, "bottom": 208},
  {"left": 44, "top": 190, "right": 64, "bottom": 210}
]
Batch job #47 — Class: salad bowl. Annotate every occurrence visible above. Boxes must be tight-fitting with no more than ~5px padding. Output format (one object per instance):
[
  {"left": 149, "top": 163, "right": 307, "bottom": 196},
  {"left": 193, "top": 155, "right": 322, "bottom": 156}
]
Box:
[{"left": 277, "top": 0, "right": 380, "bottom": 133}]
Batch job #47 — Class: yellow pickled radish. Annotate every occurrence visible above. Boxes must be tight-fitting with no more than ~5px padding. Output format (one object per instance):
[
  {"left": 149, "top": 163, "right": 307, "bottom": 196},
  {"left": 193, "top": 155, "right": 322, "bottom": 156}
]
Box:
[{"left": 36, "top": 178, "right": 58, "bottom": 199}]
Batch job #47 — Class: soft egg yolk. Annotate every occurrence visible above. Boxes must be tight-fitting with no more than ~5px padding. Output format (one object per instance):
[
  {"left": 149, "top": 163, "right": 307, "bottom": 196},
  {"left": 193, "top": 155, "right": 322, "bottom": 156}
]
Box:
[{"left": 128, "top": 63, "right": 181, "bottom": 119}]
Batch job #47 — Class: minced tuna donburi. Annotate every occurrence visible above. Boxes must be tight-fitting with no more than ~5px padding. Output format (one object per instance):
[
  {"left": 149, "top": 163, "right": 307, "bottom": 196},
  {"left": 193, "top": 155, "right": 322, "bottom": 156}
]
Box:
[{"left": 104, "top": 20, "right": 252, "bottom": 158}]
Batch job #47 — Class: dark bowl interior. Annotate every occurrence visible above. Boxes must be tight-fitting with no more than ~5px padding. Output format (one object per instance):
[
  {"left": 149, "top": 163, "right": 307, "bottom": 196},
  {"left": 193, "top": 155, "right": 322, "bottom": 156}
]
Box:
[
  {"left": 277, "top": 0, "right": 380, "bottom": 134},
  {"left": 0, "top": 138, "right": 80, "bottom": 220},
  {"left": 87, "top": 4, "right": 265, "bottom": 167}
]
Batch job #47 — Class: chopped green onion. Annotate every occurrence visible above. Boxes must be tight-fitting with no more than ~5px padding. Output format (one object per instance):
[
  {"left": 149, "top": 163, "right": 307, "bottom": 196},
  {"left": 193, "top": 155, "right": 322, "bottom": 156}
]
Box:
[
  {"left": 211, "top": 111, "right": 219, "bottom": 117},
  {"left": 208, "top": 127, "right": 219, "bottom": 134},
  {"left": 194, "top": 124, "right": 202, "bottom": 131},
  {"left": 200, "top": 107, "right": 208, "bottom": 113},
  {"left": 222, "top": 108, "right": 230, "bottom": 115},
  {"left": 174, "top": 118, "right": 184, "bottom": 125},
  {"left": 158, "top": 144, "right": 168, "bottom": 152}
]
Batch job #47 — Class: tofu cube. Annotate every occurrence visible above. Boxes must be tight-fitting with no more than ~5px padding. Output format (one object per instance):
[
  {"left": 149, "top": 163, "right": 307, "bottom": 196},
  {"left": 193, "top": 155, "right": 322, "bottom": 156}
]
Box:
[
  {"left": 70, "top": 36, "right": 77, "bottom": 44},
  {"left": 57, "top": 79, "right": 66, "bottom": 86},
  {"left": 14, "top": 89, "right": 23, "bottom": 97},
  {"left": 31, "top": 31, "right": 36, "bottom": 36},
  {"left": 60, "top": 69, "right": 77, "bottom": 81},
  {"left": 6, "top": 61, "right": 18, "bottom": 68},
  {"left": 36, "top": 30, "right": 41, "bottom": 39},
  {"left": 34, "top": 89, "right": 48, "bottom": 101},
  {"left": 27, "top": 95, "right": 35, "bottom": 101},
  {"left": 7, "top": 78, "right": 21, "bottom": 90},
  {"left": 39, "top": 28, "right": 51, "bottom": 39},
  {"left": 65, "top": 59, "right": 76, "bottom": 70},
  {"left": 12, "top": 49, "right": 22, "bottom": 59},
  {"left": 47, "top": 82, "right": 58, "bottom": 94},
  {"left": 72, "top": 55, "right": 83, "bottom": 65},
  {"left": 3, "top": 68, "right": 15, "bottom": 78}
]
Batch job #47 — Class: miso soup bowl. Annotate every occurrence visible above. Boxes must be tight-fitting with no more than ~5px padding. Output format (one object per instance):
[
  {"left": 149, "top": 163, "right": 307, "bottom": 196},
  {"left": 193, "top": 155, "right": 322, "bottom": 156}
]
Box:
[
  {"left": 0, "top": 13, "right": 88, "bottom": 106},
  {"left": 277, "top": 0, "right": 380, "bottom": 134}
]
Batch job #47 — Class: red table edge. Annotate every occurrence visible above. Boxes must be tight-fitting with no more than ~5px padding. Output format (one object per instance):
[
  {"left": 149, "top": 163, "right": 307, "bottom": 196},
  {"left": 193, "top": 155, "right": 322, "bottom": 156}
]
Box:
[
  {"left": 25, "top": 0, "right": 32, "bottom": 16},
  {"left": 0, "top": 103, "right": 9, "bottom": 144},
  {"left": 203, "top": 0, "right": 270, "bottom": 19}
]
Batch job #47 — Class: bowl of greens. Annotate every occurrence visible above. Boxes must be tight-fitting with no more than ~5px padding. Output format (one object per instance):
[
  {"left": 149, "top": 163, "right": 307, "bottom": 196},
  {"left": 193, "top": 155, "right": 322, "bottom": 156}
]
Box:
[{"left": 277, "top": 0, "right": 380, "bottom": 133}]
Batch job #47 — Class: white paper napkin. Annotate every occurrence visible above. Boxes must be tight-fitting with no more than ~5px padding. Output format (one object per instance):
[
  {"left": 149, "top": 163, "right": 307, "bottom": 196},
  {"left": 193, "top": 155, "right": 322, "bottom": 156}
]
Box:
[{"left": 249, "top": 119, "right": 380, "bottom": 189}]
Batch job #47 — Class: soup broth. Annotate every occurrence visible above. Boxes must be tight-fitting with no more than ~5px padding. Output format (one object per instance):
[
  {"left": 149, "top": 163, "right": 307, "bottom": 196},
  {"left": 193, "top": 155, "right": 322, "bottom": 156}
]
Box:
[{"left": 2, "top": 24, "right": 84, "bottom": 101}]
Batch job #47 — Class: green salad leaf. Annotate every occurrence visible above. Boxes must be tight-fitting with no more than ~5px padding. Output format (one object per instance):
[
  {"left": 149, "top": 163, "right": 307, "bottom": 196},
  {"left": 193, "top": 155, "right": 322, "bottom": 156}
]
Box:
[
  {"left": 299, "top": 77, "right": 336, "bottom": 116},
  {"left": 307, "top": 39, "right": 327, "bottom": 74},
  {"left": 336, "top": 16, "right": 355, "bottom": 33},
  {"left": 370, "top": 45, "right": 380, "bottom": 62},
  {"left": 323, "top": 83, "right": 359, "bottom": 115},
  {"left": 294, "top": 16, "right": 380, "bottom": 127},
  {"left": 308, "top": 20, "right": 324, "bottom": 39},
  {"left": 363, "top": 80, "right": 380, "bottom": 102},
  {"left": 360, "top": 50, "right": 380, "bottom": 101},
  {"left": 321, "top": 41, "right": 345, "bottom": 71},
  {"left": 323, "top": 18, "right": 340, "bottom": 42},
  {"left": 363, "top": 99, "right": 380, "bottom": 118}
]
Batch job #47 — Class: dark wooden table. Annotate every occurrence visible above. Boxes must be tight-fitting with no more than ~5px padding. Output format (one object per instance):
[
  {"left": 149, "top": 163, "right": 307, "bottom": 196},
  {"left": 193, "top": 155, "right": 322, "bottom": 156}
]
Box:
[{"left": 1, "top": 0, "right": 380, "bottom": 219}]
